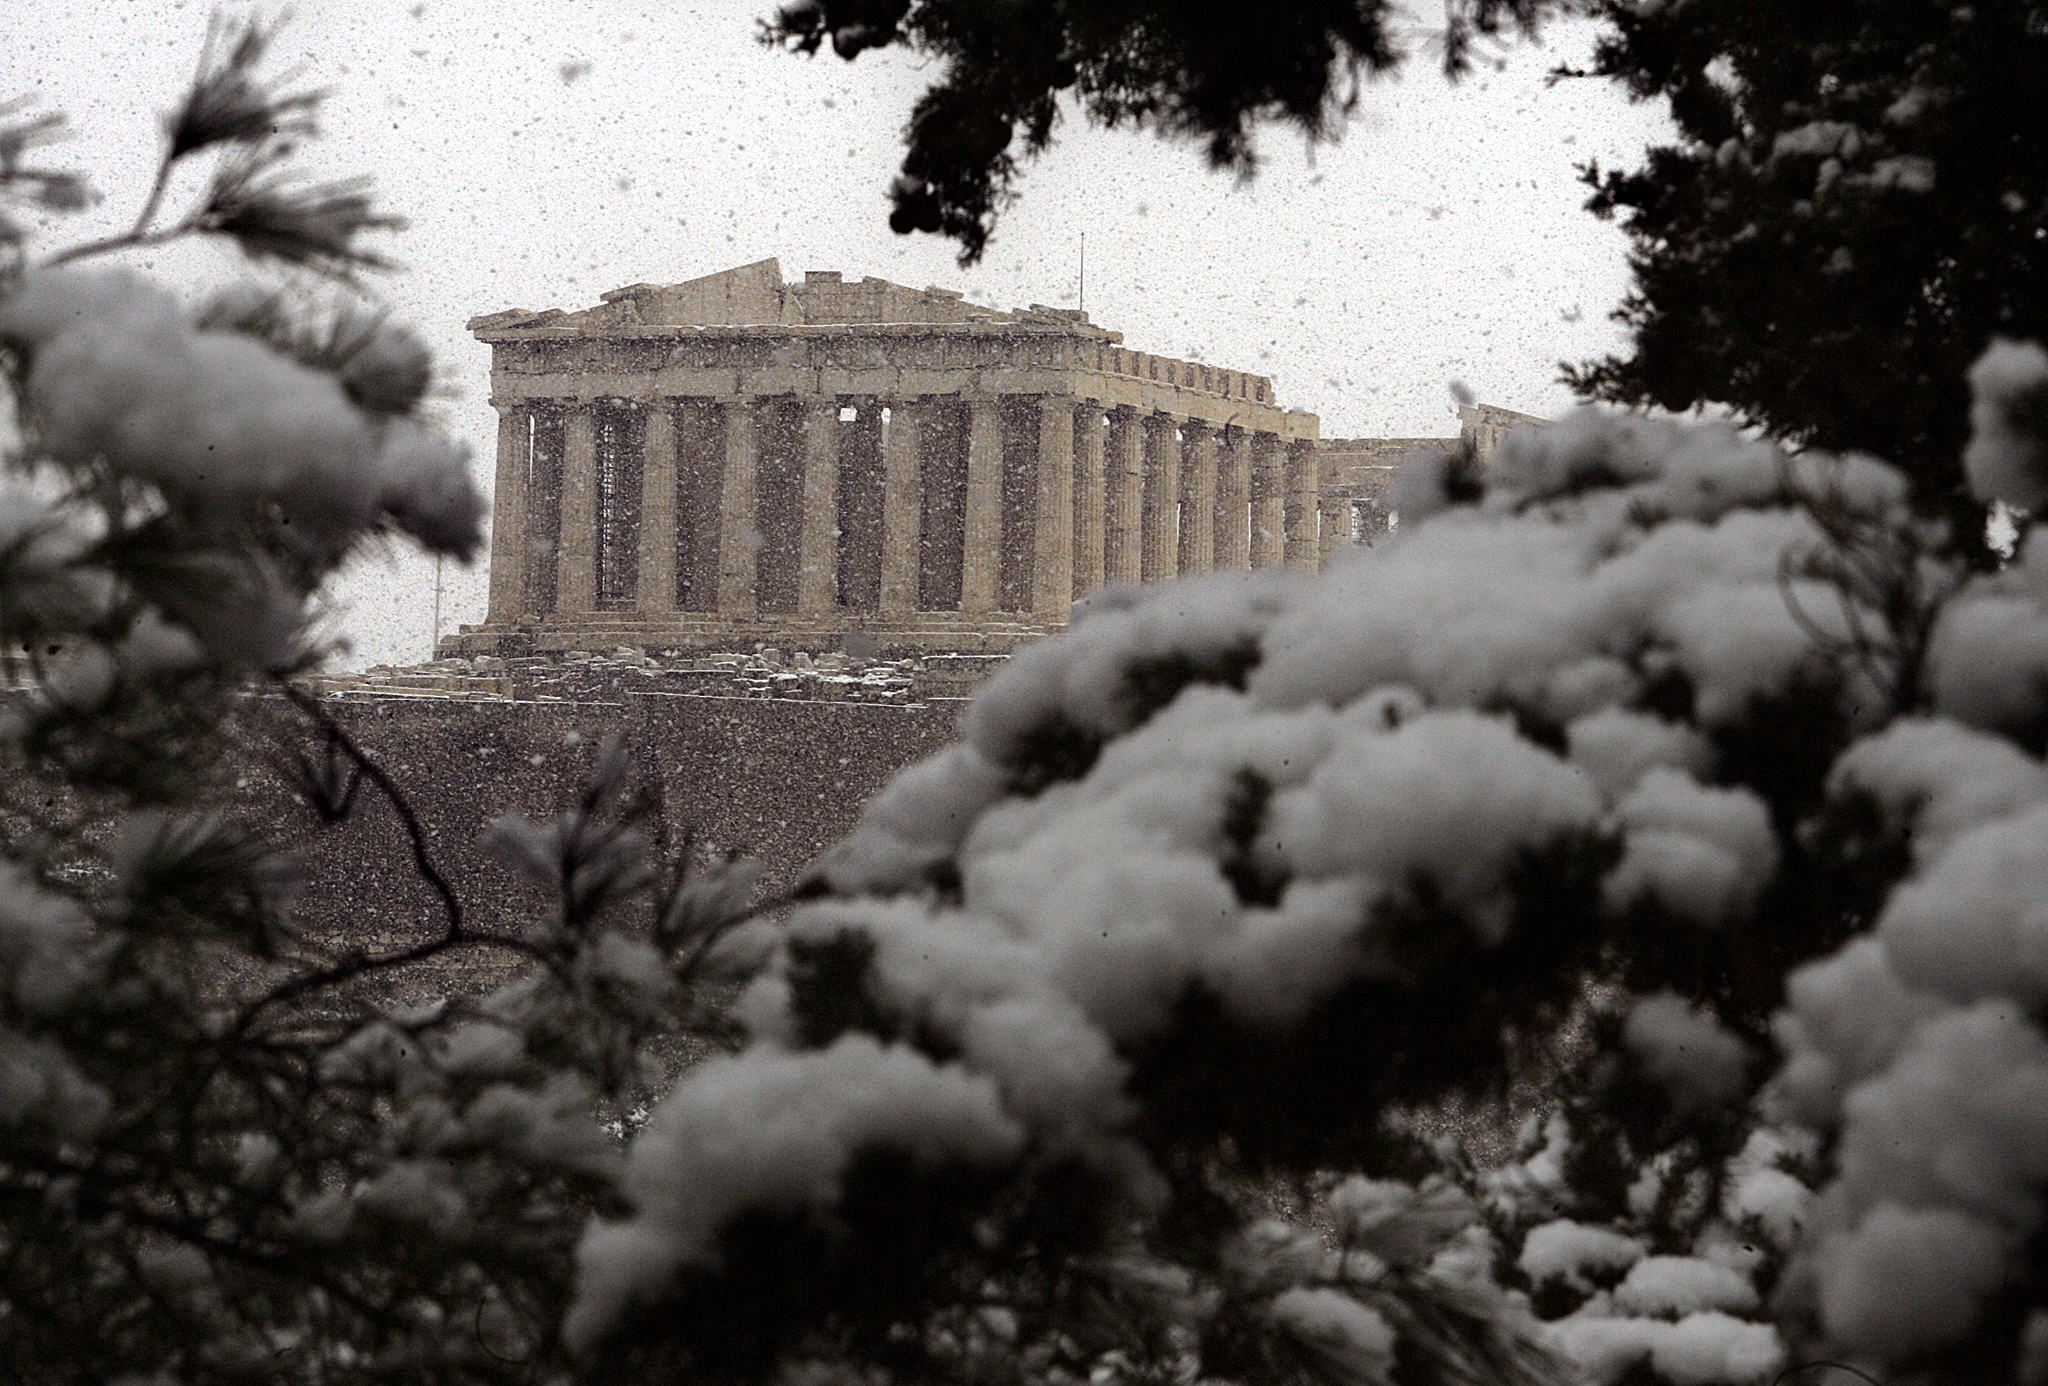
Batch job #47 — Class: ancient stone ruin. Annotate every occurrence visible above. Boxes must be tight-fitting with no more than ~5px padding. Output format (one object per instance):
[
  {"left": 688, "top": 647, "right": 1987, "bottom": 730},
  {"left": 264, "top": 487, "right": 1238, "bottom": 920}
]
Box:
[
  {"left": 449, "top": 259, "right": 1540, "bottom": 658},
  {"left": 1318, "top": 402, "right": 1551, "bottom": 541},
  {"left": 452, "top": 258, "right": 1342, "bottom": 656}
]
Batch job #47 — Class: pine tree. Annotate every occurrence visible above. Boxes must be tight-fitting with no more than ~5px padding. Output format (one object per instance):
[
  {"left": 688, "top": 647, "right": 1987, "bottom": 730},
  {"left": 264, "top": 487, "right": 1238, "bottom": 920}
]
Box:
[
  {"left": 761, "top": 0, "right": 1553, "bottom": 263},
  {"left": 1565, "top": 0, "right": 2048, "bottom": 520}
]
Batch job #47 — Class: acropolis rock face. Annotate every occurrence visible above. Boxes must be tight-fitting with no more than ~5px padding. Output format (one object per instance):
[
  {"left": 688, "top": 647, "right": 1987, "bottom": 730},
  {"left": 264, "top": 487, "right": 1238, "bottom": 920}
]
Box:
[{"left": 449, "top": 258, "right": 1532, "bottom": 657}]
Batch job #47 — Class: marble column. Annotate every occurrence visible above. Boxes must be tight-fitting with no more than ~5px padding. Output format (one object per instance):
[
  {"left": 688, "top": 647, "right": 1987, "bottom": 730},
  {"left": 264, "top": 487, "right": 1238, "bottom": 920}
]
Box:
[
  {"left": 879, "top": 398, "right": 922, "bottom": 616},
  {"left": 1104, "top": 406, "right": 1143, "bottom": 586},
  {"left": 486, "top": 403, "right": 529, "bottom": 621},
  {"left": 1283, "top": 437, "right": 1318, "bottom": 568},
  {"left": 1139, "top": 413, "right": 1180, "bottom": 582},
  {"left": 557, "top": 407, "right": 599, "bottom": 614},
  {"left": 1071, "top": 404, "right": 1107, "bottom": 597},
  {"left": 1250, "top": 431, "right": 1285, "bottom": 569},
  {"left": 962, "top": 395, "right": 1003, "bottom": 614},
  {"left": 797, "top": 399, "right": 841, "bottom": 616},
  {"left": 635, "top": 405, "right": 678, "bottom": 615},
  {"left": 715, "top": 399, "right": 759, "bottom": 614},
  {"left": 1317, "top": 449, "right": 1351, "bottom": 568},
  {"left": 1176, "top": 419, "right": 1216, "bottom": 577},
  {"left": 1214, "top": 427, "right": 1253, "bottom": 568},
  {"left": 1033, "top": 395, "right": 1075, "bottom": 617}
]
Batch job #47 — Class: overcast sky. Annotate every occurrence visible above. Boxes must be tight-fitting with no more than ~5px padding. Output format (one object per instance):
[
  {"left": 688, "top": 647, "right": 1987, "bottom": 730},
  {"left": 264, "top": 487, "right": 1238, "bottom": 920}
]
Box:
[{"left": 3, "top": 1, "right": 1672, "bottom": 668}]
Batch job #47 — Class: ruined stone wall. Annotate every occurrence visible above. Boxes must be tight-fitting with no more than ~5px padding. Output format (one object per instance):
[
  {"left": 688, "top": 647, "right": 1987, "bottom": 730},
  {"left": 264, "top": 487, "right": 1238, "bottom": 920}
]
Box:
[
  {"left": 1314, "top": 437, "right": 1455, "bottom": 548},
  {"left": 247, "top": 673, "right": 964, "bottom": 964}
]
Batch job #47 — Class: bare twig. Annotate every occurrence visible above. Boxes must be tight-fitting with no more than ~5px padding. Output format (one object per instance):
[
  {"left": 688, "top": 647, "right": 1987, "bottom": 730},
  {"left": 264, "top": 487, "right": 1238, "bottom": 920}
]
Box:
[
  {"left": 275, "top": 677, "right": 462, "bottom": 936},
  {"left": 218, "top": 678, "right": 561, "bottom": 1040},
  {"left": 40, "top": 220, "right": 199, "bottom": 270}
]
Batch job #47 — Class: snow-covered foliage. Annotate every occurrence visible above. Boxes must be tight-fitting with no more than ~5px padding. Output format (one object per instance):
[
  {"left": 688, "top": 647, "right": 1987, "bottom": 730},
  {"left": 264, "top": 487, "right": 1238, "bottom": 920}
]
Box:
[
  {"left": 553, "top": 379, "right": 2048, "bottom": 1385},
  {"left": 0, "top": 267, "right": 481, "bottom": 562},
  {"left": 552, "top": 335, "right": 2048, "bottom": 1384},
  {"left": 1964, "top": 339, "right": 2048, "bottom": 514}
]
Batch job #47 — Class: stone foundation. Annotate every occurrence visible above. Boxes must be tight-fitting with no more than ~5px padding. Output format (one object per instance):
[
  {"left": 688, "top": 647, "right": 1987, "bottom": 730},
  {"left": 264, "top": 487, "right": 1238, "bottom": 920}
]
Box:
[{"left": 266, "top": 655, "right": 980, "bottom": 952}]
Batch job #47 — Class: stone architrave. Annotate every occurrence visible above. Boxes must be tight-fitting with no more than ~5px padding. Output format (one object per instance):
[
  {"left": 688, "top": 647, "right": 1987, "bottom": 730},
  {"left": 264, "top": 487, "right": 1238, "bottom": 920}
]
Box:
[
  {"left": 1282, "top": 436, "right": 1317, "bottom": 568},
  {"left": 879, "top": 399, "right": 922, "bottom": 615},
  {"left": 961, "top": 396, "right": 1003, "bottom": 614},
  {"left": 715, "top": 400, "right": 759, "bottom": 614},
  {"left": 1250, "top": 431, "right": 1285, "bottom": 568},
  {"left": 1177, "top": 419, "right": 1216, "bottom": 578},
  {"left": 486, "top": 403, "right": 529, "bottom": 621},
  {"left": 1033, "top": 395, "right": 1075, "bottom": 616},
  {"left": 1104, "top": 407, "right": 1143, "bottom": 586},
  {"left": 558, "top": 408, "right": 599, "bottom": 614},
  {"left": 1139, "top": 414, "right": 1180, "bottom": 582},
  {"left": 797, "top": 400, "right": 841, "bottom": 615},
  {"left": 1214, "top": 427, "right": 1253, "bottom": 568},
  {"left": 1071, "top": 404, "right": 1107, "bottom": 598},
  {"left": 637, "top": 405, "right": 679, "bottom": 614}
]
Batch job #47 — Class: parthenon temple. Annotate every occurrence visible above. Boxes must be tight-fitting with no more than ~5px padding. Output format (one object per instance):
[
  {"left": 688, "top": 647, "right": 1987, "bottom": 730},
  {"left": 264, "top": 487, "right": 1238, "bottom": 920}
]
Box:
[{"left": 450, "top": 259, "right": 1524, "bottom": 657}]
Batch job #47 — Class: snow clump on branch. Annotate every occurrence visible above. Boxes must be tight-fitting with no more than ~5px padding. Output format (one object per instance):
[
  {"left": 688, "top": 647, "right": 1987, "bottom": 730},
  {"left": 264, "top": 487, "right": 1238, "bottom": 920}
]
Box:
[
  {"left": 581, "top": 368, "right": 2048, "bottom": 1379},
  {"left": 577, "top": 406, "right": 1959, "bottom": 1378},
  {"left": 0, "top": 267, "right": 482, "bottom": 563},
  {"left": 1964, "top": 338, "right": 2048, "bottom": 513}
]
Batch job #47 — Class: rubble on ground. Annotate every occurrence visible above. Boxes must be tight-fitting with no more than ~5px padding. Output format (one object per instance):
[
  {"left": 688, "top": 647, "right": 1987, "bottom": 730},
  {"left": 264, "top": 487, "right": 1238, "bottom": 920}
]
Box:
[{"left": 301, "top": 645, "right": 1007, "bottom": 705}]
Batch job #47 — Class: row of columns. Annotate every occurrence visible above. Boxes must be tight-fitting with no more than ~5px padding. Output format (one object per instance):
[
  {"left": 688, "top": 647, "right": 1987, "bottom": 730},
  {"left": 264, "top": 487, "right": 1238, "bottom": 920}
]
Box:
[{"left": 487, "top": 394, "right": 1320, "bottom": 626}]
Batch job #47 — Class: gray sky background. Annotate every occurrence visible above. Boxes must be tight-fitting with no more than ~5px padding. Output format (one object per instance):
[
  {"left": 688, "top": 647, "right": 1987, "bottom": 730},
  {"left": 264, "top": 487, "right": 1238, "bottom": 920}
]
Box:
[{"left": 3, "top": 1, "right": 1672, "bottom": 669}]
